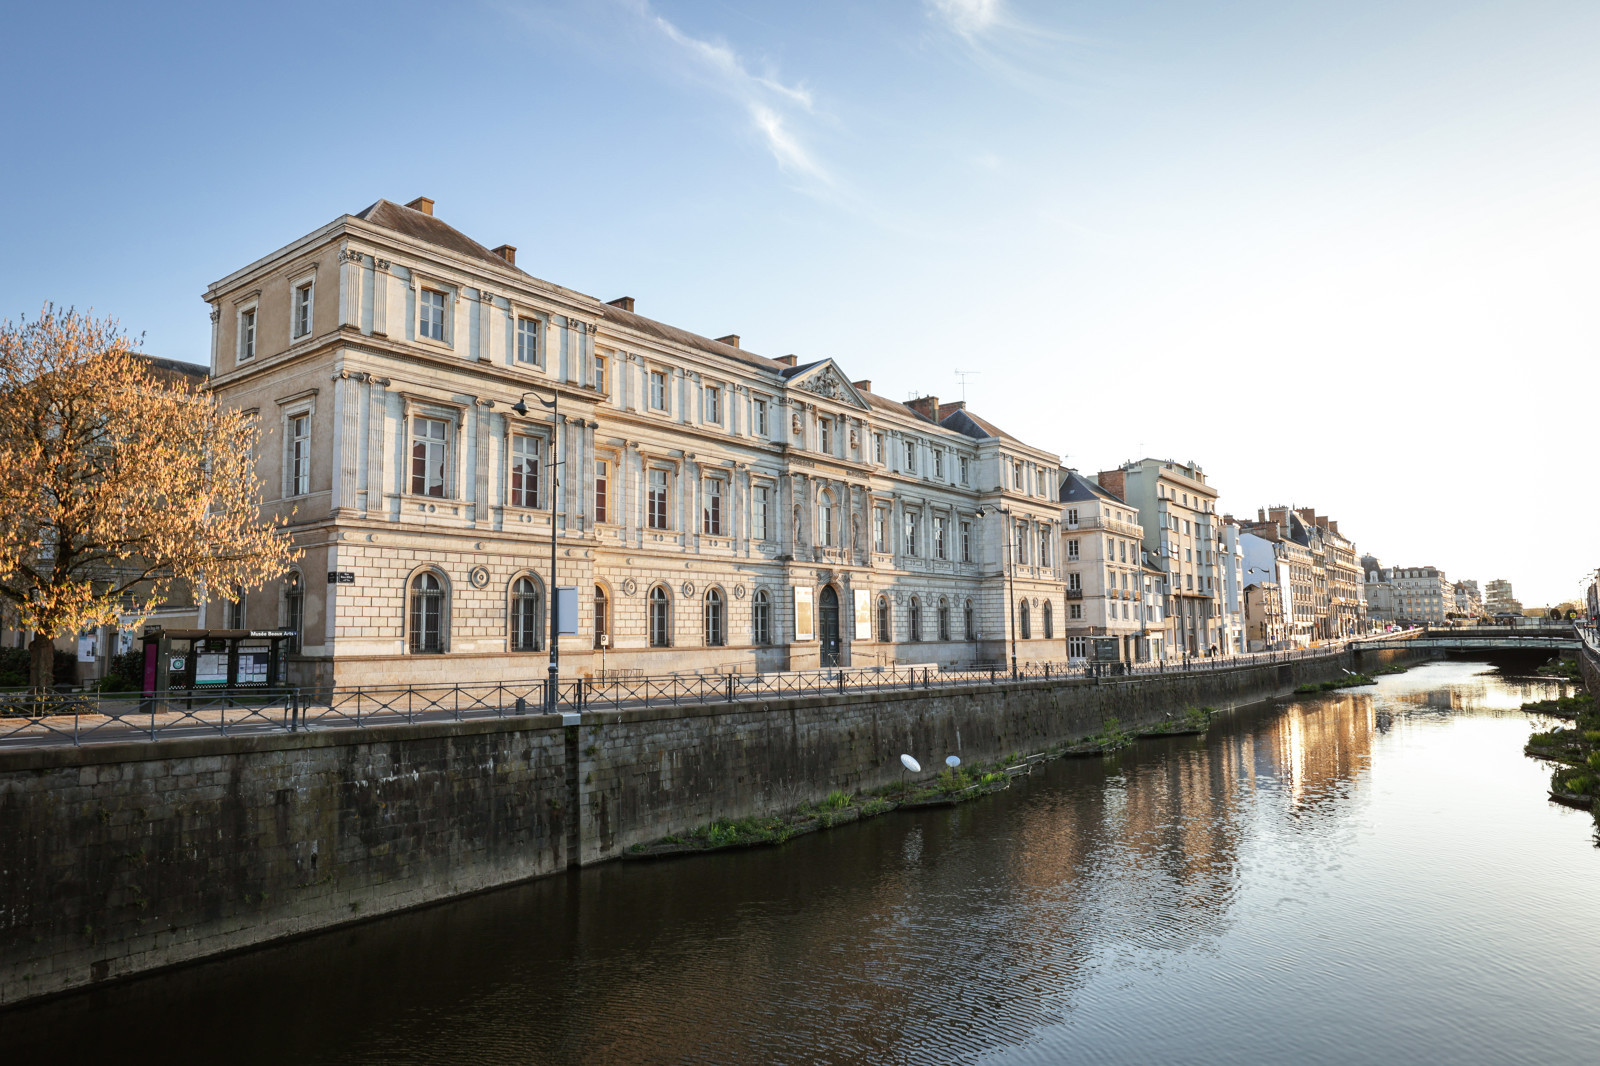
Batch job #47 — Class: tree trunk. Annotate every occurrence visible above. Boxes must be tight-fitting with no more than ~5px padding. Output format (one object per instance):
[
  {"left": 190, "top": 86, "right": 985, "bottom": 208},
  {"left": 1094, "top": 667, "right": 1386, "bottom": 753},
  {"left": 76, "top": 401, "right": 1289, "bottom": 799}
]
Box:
[{"left": 29, "top": 633, "right": 55, "bottom": 692}]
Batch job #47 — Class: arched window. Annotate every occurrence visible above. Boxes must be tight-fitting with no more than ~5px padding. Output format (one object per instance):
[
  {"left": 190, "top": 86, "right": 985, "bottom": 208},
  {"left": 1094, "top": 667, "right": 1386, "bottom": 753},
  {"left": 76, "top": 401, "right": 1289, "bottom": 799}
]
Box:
[
  {"left": 649, "top": 586, "right": 671, "bottom": 648},
  {"left": 1019, "top": 599, "right": 1032, "bottom": 640},
  {"left": 409, "top": 572, "right": 447, "bottom": 653},
  {"left": 593, "top": 584, "right": 609, "bottom": 649},
  {"left": 909, "top": 597, "right": 922, "bottom": 642},
  {"left": 704, "top": 588, "right": 725, "bottom": 646},
  {"left": 964, "top": 599, "right": 975, "bottom": 641},
  {"left": 510, "top": 577, "right": 543, "bottom": 652},
  {"left": 877, "top": 596, "right": 890, "bottom": 643},
  {"left": 938, "top": 597, "right": 950, "bottom": 641},
  {"left": 753, "top": 589, "right": 772, "bottom": 645},
  {"left": 1043, "top": 600, "right": 1054, "bottom": 639}
]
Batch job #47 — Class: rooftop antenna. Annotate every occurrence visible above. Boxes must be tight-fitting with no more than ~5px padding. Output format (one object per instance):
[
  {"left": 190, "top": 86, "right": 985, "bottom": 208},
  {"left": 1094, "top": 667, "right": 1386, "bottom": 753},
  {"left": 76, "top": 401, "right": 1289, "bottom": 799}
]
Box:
[{"left": 954, "top": 369, "right": 979, "bottom": 402}]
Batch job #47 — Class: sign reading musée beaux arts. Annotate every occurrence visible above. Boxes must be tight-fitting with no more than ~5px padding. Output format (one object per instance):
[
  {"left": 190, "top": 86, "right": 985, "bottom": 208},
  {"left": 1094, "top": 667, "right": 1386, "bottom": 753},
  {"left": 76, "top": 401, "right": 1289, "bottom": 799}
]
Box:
[
  {"left": 853, "top": 589, "right": 872, "bottom": 641},
  {"left": 794, "top": 587, "right": 815, "bottom": 642}
]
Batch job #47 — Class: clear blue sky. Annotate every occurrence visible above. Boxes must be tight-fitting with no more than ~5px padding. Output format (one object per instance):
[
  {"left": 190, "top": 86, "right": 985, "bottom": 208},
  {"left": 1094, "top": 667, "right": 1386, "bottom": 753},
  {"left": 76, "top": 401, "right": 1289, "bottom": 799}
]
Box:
[{"left": 4, "top": 0, "right": 1596, "bottom": 605}]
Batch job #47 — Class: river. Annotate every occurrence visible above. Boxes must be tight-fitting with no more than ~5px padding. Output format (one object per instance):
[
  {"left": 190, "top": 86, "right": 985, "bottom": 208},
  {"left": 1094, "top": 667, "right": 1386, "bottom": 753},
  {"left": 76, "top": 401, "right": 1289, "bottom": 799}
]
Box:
[{"left": 12, "top": 659, "right": 1600, "bottom": 1065}]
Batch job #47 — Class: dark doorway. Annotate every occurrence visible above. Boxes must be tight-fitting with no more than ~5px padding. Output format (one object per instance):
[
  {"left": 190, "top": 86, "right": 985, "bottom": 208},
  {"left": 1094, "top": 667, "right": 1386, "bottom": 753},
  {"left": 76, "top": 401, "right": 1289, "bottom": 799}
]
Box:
[{"left": 819, "top": 585, "right": 841, "bottom": 667}]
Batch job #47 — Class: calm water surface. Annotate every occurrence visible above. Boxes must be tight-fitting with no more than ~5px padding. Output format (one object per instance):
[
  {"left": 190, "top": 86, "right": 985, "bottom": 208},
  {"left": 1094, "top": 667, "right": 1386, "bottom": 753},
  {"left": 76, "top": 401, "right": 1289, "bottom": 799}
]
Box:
[{"left": 15, "top": 659, "right": 1600, "bottom": 1065}]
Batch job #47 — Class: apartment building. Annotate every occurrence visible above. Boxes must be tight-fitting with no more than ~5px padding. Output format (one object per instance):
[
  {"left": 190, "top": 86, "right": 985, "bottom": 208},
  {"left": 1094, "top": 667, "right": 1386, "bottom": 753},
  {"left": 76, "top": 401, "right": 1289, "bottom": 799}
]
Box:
[
  {"left": 1058, "top": 470, "right": 1161, "bottom": 663},
  {"left": 1097, "top": 459, "right": 1223, "bottom": 657}
]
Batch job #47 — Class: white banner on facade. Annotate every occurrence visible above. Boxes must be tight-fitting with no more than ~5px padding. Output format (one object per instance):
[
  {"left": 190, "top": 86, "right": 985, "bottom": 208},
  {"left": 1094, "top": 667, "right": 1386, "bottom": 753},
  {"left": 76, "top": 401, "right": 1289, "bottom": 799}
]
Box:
[
  {"left": 794, "top": 586, "right": 815, "bottom": 642},
  {"left": 556, "top": 586, "right": 580, "bottom": 636},
  {"left": 853, "top": 589, "right": 871, "bottom": 641}
]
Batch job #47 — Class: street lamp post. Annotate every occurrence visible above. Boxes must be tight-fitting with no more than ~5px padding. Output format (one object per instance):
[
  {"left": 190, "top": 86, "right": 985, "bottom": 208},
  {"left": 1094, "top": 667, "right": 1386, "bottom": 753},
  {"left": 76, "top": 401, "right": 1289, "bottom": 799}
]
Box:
[
  {"left": 977, "top": 506, "right": 1018, "bottom": 678},
  {"left": 513, "top": 390, "right": 561, "bottom": 713}
]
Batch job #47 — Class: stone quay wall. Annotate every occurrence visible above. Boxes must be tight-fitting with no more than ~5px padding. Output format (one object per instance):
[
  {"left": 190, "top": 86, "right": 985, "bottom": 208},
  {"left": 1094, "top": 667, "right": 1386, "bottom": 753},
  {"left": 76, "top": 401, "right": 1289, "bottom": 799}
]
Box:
[{"left": 0, "top": 643, "right": 1422, "bottom": 1007}]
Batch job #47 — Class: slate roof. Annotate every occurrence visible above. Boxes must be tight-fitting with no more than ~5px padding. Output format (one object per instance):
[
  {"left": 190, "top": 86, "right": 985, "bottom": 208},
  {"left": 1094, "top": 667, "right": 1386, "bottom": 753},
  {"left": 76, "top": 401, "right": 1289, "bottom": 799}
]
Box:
[
  {"left": 135, "top": 354, "right": 208, "bottom": 385},
  {"left": 1059, "top": 469, "right": 1125, "bottom": 505},
  {"left": 355, "top": 200, "right": 530, "bottom": 276},
  {"left": 940, "top": 406, "right": 1022, "bottom": 444}
]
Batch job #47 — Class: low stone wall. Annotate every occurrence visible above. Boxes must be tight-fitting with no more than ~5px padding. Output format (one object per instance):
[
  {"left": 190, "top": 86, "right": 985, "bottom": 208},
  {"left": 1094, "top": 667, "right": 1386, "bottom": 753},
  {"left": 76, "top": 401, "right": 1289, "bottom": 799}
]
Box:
[
  {"left": 0, "top": 644, "right": 1422, "bottom": 1007},
  {"left": 1577, "top": 636, "right": 1600, "bottom": 699}
]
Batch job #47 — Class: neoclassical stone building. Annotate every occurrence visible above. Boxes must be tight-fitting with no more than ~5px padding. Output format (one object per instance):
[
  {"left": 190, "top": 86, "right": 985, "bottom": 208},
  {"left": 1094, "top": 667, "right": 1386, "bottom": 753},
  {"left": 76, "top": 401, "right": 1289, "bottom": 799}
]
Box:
[{"left": 204, "top": 197, "right": 1067, "bottom": 688}]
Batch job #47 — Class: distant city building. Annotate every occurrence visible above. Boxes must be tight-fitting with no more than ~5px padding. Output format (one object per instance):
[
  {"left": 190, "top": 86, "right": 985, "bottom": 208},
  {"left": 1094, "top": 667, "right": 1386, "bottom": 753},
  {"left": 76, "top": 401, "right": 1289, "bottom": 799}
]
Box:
[
  {"left": 1392, "top": 566, "right": 1452, "bottom": 624},
  {"left": 1485, "top": 579, "right": 1522, "bottom": 617},
  {"left": 1452, "top": 580, "right": 1483, "bottom": 620},
  {"left": 1243, "top": 580, "right": 1287, "bottom": 651}
]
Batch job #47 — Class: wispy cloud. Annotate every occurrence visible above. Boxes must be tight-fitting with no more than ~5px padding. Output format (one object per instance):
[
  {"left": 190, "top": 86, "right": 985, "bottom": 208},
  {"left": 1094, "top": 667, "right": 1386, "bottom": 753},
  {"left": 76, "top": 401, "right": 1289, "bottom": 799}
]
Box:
[
  {"left": 927, "top": 0, "right": 1004, "bottom": 38},
  {"left": 628, "top": 1, "right": 831, "bottom": 185}
]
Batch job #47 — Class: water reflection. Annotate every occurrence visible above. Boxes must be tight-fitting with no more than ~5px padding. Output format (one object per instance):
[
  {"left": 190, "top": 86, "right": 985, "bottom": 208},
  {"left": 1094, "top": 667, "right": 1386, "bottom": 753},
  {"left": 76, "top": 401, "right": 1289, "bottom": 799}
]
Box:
[{"left": 10, "top": 661, "right": 1599, "bottom": 1066}]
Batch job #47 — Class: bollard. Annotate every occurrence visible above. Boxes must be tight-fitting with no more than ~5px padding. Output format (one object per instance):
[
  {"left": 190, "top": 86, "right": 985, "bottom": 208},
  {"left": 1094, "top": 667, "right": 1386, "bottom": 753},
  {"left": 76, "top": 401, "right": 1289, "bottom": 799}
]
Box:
[{"left": 515, "top": 696, "right": 527, "bottom": 716}]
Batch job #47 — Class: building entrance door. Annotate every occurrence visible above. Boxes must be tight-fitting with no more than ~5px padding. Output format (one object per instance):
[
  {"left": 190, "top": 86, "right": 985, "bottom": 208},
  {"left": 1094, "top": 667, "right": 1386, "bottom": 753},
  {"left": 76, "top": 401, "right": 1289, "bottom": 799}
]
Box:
[{"left": 818, "top": 586, "right": 841, "bottom": 667}]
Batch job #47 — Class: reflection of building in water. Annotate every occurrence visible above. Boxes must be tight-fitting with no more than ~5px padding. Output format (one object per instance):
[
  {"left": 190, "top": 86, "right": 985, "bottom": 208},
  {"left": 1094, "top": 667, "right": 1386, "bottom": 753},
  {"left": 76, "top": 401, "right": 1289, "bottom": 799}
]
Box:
[{"left": 1258, "top": 693, "right": 1377, "bottom": 809}]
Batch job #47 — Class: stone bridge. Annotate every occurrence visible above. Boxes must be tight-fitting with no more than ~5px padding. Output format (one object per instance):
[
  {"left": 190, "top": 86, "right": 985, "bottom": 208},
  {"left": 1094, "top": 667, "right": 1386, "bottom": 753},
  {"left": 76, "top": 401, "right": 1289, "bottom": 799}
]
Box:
[{"left": 1358, "top": 625, "right": 1579, "bottom": 652}]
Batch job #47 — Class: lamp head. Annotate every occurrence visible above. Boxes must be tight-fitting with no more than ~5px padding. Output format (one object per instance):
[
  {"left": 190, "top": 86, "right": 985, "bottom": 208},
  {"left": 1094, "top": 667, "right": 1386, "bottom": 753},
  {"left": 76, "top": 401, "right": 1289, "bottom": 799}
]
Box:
[{"left": 511, "top": 400, "right": 529, "bottom": 416}]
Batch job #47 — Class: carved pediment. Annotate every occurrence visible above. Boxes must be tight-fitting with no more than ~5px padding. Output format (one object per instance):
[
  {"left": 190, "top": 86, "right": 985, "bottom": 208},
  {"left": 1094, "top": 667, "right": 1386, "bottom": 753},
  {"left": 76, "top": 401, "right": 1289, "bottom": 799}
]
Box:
[{"left": 787, "top": 360, "right": 868, "bottom": 409}]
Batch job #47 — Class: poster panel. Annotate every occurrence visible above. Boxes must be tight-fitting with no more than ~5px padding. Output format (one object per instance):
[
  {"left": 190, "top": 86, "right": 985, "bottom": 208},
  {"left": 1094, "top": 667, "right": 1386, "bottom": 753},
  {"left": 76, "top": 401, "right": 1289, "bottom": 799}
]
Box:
[
  {"left": 794, "top": 586, "right": 815, "bottom": 642},
  {"left": 853, "top": 589, "right": 872, "bottom": 641}
]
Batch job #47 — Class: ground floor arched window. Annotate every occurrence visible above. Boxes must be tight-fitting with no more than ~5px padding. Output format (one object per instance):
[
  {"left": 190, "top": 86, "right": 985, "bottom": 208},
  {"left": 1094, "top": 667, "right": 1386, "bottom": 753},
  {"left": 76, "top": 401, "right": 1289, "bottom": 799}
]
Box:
[
  {"left": 877, "top": 596, "right": 890, "bottom": 642},
  {"left": 410, "top": 572, "right": 447, "bottom": 653},
  {"left": 594, "top": 585, "right": 609, "bottom": 649},
  {"left": 909, "top": 597, "right": 922, "bottom": 641},
  {"left": 1043, "top": 600, "right": 1054, "bottom": 639},
  {"left": 704, "top": 588, "right": 725, "bottom": 646},
  {"left": 649, "top": 586, "right": 671, "bottom": 647},
  {"left": 510, "top": 577, "right": 543, "bottom": 652},
  {"left": 938, "top": 598, "right": 950, "bottom": 641},
  {"left": 1019, "top": 599, "right": 1031, "bottom": 640},
  {"left": 753, "top": 589, "right": 772, "bottom": 644},
  {"left": 964, "top": 599, "right": 975, "bottom": 641}
]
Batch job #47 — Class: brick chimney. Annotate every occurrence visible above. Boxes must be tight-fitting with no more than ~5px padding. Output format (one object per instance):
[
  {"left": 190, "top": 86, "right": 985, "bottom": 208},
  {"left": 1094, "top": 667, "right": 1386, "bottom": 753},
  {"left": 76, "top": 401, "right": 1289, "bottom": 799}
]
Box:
[
  {"left": 775, "top": 355, "right": 797, "bottom": 367},
  {"left": 937, "top": 401, "right": 966, "bottom": 420},
  {"left": 1258, "top": 507, "right": 1267, "bottom": 523},
  {"left": 852, "top": 379, "right": 872, "bottom": 392},
  {"left": 905, "top": 395, "right": 940, "bottom": 421},
  {"left": 1096, "top": 469, "right": 1126, "bottom": 499},
  {"left": 491, "top": 244, "right": 516, "bottom": 266},
  {"left": 607, "top": 296, "right": 634, "bottom": 312},
  {"left": 406, "top": 196, "right": 434, "bottom": 216},
  {"left": 716, "top": 334, "right": 741, "bottom": 348},
  {"left": 1328, "top": 519, "right": 1339, "bottom": 535}
]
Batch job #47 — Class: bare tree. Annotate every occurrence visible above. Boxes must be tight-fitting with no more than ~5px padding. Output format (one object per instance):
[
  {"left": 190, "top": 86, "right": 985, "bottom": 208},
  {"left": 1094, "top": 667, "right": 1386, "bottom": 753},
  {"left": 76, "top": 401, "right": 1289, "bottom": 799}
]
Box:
[{"left": 0, "top": 307, "right": 299, "bottom": 690}]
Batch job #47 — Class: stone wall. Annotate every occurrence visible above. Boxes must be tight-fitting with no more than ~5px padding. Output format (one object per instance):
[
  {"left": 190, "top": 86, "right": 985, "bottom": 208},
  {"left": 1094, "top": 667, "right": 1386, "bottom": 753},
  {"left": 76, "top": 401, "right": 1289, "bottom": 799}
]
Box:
[{"left": 0, "top": 644, "right": 1422, "bottom": 1007}]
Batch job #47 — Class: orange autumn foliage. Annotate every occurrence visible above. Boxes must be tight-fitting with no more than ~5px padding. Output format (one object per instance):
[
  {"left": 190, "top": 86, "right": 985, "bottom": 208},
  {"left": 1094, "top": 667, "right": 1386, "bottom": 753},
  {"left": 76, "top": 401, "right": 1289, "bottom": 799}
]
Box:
[{"left": 0, "top": 306, "right": 299, "bottom": 687}]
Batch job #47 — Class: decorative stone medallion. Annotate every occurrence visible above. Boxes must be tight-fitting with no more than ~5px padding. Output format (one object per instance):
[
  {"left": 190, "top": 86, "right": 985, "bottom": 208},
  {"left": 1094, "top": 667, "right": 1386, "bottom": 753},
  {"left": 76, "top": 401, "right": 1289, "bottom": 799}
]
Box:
[
  {"left": 621, "top": 578, "right": 637, "bottom": 596},
  {"left": 681, "top": 581, "right": 696, "bottom": 597},
  {"left": 733, "top": 584, "right": 747, "bottom": 599},
  {"left": 469, "top": 566, "right": 490, "bottom": 589}
]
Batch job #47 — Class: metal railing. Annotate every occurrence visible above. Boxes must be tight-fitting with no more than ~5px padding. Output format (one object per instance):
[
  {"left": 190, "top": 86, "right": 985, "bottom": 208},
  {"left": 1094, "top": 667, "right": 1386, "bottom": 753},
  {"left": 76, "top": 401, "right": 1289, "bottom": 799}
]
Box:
[
  {"left": 0, "top": 688, "right": 300, "bottom": 748},
  {"left": 0, "top": 638, "right": 1389, "bottom": 750}
]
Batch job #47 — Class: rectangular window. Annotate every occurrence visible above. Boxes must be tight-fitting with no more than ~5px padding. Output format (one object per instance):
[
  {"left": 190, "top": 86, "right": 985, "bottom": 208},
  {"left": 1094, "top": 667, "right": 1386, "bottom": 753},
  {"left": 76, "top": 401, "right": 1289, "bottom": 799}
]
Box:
[
  {"left": 754, "top": 398, "right": 768, "bottom": 436},
  {"left": 1070, "top": 604, "right": 1083, "bottom": 620},
  {"left": 933, "top": 449, "right": 943, "bottom": 479},
  {"left": 1068, "top": 572, "right": 1081, "bottom": 591},
  {"left": 958, "top": 455, "right": 969, "bottom": 485},
  {"left": 593, "top": 353, "right": 606, "bottom": 393},
  {"left": 702, "top": 477, "right": 722, "bottom": 535},
  {"left": 593, "top": 458, "right": 608, "bottom": 523},
  {"left": 293, "top": 282, "right": 313, "bottom": 339},
  {"left": 705, "top": 385, "right": 721, "bottom": 424},
  {"left": 818, "top": 418, "right": 831, "bottom": 453},
  {"left": 755, "top": 486, "right": 771, "bottom": 541},
  {"left": 1069, "top": 636, "right": 1087, "bottom": 657},
  {"left": 961, "top": 521, "right": 972, "bottom": 563},
  {"left": 1040, "top": 529, "right": 1051, "bottom": 566},
  {"left": 874, "top": 508, "right": 887, "bottom": 553},
  {"left": 410, "top": 417, "right": 449, "bottom": 497},
  {"left": 934, "top": 516, "right": 947, "bottom": 559},
  {"left": 239, "top": 309, "right": 257, "bottom": 362},
  {"left": 287, "top": 414, "right": 310, "bottom": 497},
  {"left": 510, "top": 434, "right": 540, "bottom": 507},
  {"left": 1066, "top": 507, "right": 1078, "bottom": 527},
  {"left": 650, "top": 370, "right": 668, "bottom": 411},
  {"left": 904, "top": 513, "right": 918, "bottom": 557},
  {"left": 1068, "top": 538, "right": 1080, "bottom": 560},
  {"left": 1013, "top": 460, "right": 1023, "bottom": 489},
  {"left": 874, "top": 434, "right": 884, "bottom": 464},
  {"left": 420, "top": 289, "right": 446, "bottom": 342},
  {"left": 516, "top": 317, "right": 540, "bottom": 364},
  {"left": 648, "top": 468, "right": 669, "bottom": 529},
  {"left": 904, "top": 440, "right": 917, "bottom": 474}
]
